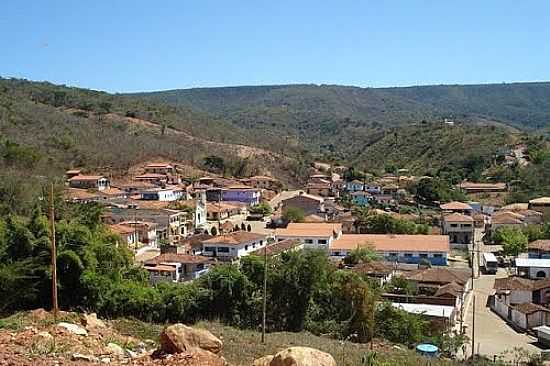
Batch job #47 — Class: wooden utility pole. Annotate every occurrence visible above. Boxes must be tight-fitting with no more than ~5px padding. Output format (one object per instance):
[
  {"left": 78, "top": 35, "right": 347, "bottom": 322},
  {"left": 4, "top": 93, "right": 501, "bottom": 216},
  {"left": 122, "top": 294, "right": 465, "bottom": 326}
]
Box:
[
  {"left": 261, "top": 243, "right": 268, "bottom": 344},
  {"left": 471, "top": 296, "right": 476, "bottom": 361},
  {"left": 49, "top": 183, "right": 58, "bottom": 321}
]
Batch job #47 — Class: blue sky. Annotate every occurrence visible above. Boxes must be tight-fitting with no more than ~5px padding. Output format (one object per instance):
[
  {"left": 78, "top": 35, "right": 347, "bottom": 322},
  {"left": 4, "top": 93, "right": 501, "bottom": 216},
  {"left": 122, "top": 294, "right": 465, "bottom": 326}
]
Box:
[{"left": 1, "top": 1, "right": 549, "bottom": 92}]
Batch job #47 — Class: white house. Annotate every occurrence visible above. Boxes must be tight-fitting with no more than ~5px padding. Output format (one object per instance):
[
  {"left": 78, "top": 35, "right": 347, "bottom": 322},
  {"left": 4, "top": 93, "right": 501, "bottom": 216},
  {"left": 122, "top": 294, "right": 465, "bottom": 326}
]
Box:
[
  {"left": 140, "top": 186, "right": 185, "bottom": 201},
  {"left": 516, "top": 258, "right": 550, "bottom": 279},
  {"left": 144, "top": 253, "right": 211, "bottom": 284},
  {"left": 201, "top": 231, "right": 268, "bottom": 260},
  {"left": 275, "top": 223, "right": 343, "bottom": 251},
  {"left": 68, "top": 175, "right": 110, "bottom": 191}
]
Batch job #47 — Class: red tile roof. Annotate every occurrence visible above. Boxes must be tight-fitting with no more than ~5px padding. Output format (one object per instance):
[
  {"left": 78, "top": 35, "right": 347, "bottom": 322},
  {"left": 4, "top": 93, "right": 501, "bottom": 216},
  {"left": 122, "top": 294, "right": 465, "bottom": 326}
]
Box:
[
  {"left": 144, "top": 253, "right": 211, "bottom": 265},
  {"left": 203, "top": 231, "right": 267, "bottom": 246},
  {"left": 440, "top": 201, "right": 473, "bottom": 211},
  {"left": 443, "top": 213, "right": 474, "bottom": 223},
  {"left": 330, "top": 234, "right": 450, "bottom": 253}
]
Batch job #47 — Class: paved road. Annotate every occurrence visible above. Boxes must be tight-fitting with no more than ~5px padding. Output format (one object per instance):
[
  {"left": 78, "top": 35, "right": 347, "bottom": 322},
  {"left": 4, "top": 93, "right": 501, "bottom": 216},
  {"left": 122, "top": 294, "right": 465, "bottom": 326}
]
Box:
[{"left": 463, "top": 269, "right": 539, "bottom": 360}]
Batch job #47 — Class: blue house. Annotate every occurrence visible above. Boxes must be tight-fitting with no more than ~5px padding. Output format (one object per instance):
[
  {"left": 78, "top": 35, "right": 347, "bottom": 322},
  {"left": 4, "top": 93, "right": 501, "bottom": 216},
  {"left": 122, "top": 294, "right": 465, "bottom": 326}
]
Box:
[
  {"left": 346, "top": 179, "right": 364, "bottom": 192},
  {"left": 351, "top": 191, "right": 371, "bottom": 206},
  {"left": 329, "top": 234, "right": 450, "bottom": 266}
]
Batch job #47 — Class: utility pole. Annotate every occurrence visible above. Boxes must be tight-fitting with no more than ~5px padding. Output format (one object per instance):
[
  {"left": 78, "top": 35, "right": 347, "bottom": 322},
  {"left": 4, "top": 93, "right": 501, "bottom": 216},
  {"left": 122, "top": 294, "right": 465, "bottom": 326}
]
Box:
[
  {"left": 471, "top": 296, "right": 476, "bottom": 361},
  {"left": 49, "top": 183, "right": 58, "bottom": 321},
  {"left": 261, "top": 243, "right": 268, "bottom": 344}
]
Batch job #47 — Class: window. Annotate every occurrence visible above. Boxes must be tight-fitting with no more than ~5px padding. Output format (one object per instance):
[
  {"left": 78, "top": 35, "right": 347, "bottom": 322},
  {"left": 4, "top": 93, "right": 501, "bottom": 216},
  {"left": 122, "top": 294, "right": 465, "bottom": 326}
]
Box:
[
  {"left": 389, "top": 253, "right": 398, "bottom": 257},
  {"left": 537, "top": 271, "right": 546, "bottom": 278},
  {"left": 450, "top": 224, "right": 458, "bottom": 228},
  {"left": 318, "top": 239, "right": 327, "bottom": 245},
  {"left": 433, "top": 254, "right": 443, "bottom": 258},
  {"left": 245, "top": 245, "right": 249, "bottom": 250},
  {"left": 217, "top": 247, "right": 230, "bottom": 253},
  {"left": 404, "top": 253, "right": 413, "bottom": 258},
  {"left": 333, "top": 252, "right": 341, "bottom": 256},
  {"left": 305, "top": 239, "right": 313, "bottom": 244},
  {"left": 205, "top": 246, "right": 216, "bottom": 252},
  {"left": 419, "top": 253, "right": 428, "bottom": 258}
]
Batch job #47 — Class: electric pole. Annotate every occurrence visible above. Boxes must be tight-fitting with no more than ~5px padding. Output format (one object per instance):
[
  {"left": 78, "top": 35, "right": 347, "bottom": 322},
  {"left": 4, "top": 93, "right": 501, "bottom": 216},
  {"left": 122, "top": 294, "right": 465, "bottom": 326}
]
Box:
[
  {"left": 471, "top": 296, "right": 476, "bottom": 361},
  {"left": 261, "top": 243, "right": 268, "bottom": 343},
  {"left": 49, "top": 183, "right": 58, "bottom": 321}
]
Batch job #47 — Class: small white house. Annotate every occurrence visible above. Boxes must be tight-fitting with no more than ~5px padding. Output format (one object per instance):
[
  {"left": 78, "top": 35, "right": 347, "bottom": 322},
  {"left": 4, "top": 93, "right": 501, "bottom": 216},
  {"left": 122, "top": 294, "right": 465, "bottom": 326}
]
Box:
[
  {"left": 141, "top": 187, "right": 185, "bottom": 201},
  {"left": 202, "top": 231, "right": 268, "bottom": 260},
  {"left": 516, "top": 258, "right": 550, "bottom": 279},
  {"left": 275, "top": 223, "right": 343, "bottom": 251}
]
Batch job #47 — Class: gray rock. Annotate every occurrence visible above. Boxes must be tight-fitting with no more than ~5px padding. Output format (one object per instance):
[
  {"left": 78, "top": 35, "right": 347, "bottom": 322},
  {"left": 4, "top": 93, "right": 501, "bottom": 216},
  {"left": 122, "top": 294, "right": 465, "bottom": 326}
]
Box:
[
  {"left": 58, "top": 322, "right": 88, "bottom": 336},
  {"left": 72, "top": 353, "right": 99, "bottom": 362}
]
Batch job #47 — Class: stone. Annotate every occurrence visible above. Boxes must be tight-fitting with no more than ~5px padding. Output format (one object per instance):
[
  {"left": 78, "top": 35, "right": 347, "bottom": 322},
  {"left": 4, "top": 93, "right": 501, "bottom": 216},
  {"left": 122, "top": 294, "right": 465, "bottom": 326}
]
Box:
[
  {"left": 58, "top": 322, "right": 88, "bottom": 336},
  {"left": 125, "top": 349, "right": 138, "bottom": 358},
  {"left": 30, "top": 308, "right": 50, "bottom": 321},
  {"left": 253, "top": 355, "right": 274, "bottom": 366},
  {"left": 37, "top": 331, "right": 53, "bottom": 340},
  {"left": 106, "top": 342, "right": 125, "bottom": 358},
  {"left": 269, "top": 347, "right": 336, "bottom": 366},
  {"left": 100, "top": 357, "right": 111, "bottom": 364},
  {"left": 72, "top": 353, "right": 99, "bottom": 362},
  {"left": 160, "top": 324, "right": 223, "bottom": 354},
  {"left": 81, "top": 313, "right": 106, "bottom": 329}
]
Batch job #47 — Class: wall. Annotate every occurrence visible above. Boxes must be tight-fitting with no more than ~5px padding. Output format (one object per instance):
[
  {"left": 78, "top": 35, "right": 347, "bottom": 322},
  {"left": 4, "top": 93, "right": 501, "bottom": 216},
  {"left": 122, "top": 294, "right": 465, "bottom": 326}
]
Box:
[{"left": 329, "top": 250, "right": 448, "bottom": 266}]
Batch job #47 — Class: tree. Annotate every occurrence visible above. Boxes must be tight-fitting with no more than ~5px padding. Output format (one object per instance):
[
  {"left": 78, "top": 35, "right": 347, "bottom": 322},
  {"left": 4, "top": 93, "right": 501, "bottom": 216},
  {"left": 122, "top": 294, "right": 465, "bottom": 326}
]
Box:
[
  {"left": 343, "top": 245, "right": 379, "bottom": 265},
  {"left": 203, "top": 155, "right": 225, "bottom": 173},
  {"left": 494, "top": 227, "right": 528, "bottom": 257},
  {"left": 282, "top": 207, "right": 305, "bottom": 223},
  {"left": 249, "top": 202, "right": 273, "bottom": 216}
]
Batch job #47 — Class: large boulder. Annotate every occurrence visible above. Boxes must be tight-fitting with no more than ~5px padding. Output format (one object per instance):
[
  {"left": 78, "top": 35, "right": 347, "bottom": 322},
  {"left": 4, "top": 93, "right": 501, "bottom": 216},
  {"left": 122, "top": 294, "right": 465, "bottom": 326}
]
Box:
[
  {"left": 80, "top": 313, "right": 106, "bottom": 329},
  {"left": 57, "top": 322, "right": 88, "bottom": 336},
  {"left": 269, "top": 347, "right": 336, "bottom": 366},
  {"left": 160, "top": 324, "right": 223, "bottom": 355}
]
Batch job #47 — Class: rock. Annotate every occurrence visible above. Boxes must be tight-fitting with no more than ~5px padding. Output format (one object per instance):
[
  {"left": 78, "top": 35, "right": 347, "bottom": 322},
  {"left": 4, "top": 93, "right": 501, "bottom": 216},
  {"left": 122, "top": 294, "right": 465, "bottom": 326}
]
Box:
[
  {"left": 72, "top": 353, "right": 99, "bottom": 362},
  {"left": 37, "top": 331, "right": 53, "bottom": 340},
  {"left": 253, "top": 355, "right": 274, "bottom": 366},
  {"left": 100, "top": 357, "right": 111, "bottom": 364},
  {"left": 106, "top": 342, "right": 125, "bottom": 358},
  {"left": 81, "top": 313, "right": 106, "bottom": 329},
  {"left": 160, "top": 324, "right": 223, "bottom": 354},
  {"left": 125, "top": 349, "right": 138, "bottom": 358},
  {"left": 30, "top": 308, "right": 50, "bottom": 321},
  {"left": 58, "top": 322, "right": 88, "bottom": 336},
  {"left": 269, "top": 347, "right": 336, "bottom": 366}
]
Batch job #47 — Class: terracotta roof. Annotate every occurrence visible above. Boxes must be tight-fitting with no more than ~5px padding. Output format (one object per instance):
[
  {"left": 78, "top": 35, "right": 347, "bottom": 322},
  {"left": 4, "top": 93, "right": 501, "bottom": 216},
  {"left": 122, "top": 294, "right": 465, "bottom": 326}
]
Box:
[
  {"left": 203, "top": 231, "right": 267, "bottom": 245},
  {"left": 512, "top": 303, "right": 550, "bottom": 315},
  {"left": 250, "top": 239, "right": 302, "bottom": 256},
  {"left": 491, "top": 212, "right": 525, "bottom": 225},
  {"left": 146, "top": 163, "right": 173, "bottom": 168},
  {"left": 66, "top": 169, "right": 81, "bottom": 174},
  {"left": 306, "top": 182, "right": 331, "bottom": 189},
  {"left": 330, "top": 234, "right": 450, "bottom": 253},
  {"left": 109, "top": 224, "right": 136, "bottom": 235},
  {"left": 282, "top": 193, "right": 324, "bottom": 203},
  {"left": 276, "top": 223, "right": 342, "bottom": 238},
  {"left": 500, "top": 203, "right": 529, "bottom": 211},
  {"left": 529, "top": 197, "right": 550, "bottom": 204},
  {"left": 144, "top": 264, "right": 176, "bottom": 272},
  {"left": 529, "top": 240, "right": 550, "bottom": 252},
  {"left": 135, "top": 173, "right": 167, "bottom": 180},
  {"left": 407, "top": 268, "right": 470, "bottom": 286},
  {"left": 179, "top": 234, "right": 213, "bottom": 248},
  {"left": 443, "top": 213, "right": 474, "bottom": 223},
  {"left": 68, "top": 174, "right": 105, "bottom": 181},
  {"left": 495, "top": 277, "right": 550, "bottom": 292},
  {"left": 458, "top": 182, "right": 507, "bottom": 191},
  {"left": 145, "top": 253, "right": 211, "bottom": 265},
  {"left": 440, "top": 201, "right": 473, "bottom": 211},
  {"left": 303, "top": 214, "right": 326, "bottom": 223},
  {"left": 353, "top": 261, "right": 394, "bottom": 276},
  {"left": 206, "top": 202, "right": 243, "bottom": 213},
  {"left": 434, "top": 282, "right": 464, "bottom": 298},
  {"left": 248, "top": 175, "right": 278, "bottom": 181}
]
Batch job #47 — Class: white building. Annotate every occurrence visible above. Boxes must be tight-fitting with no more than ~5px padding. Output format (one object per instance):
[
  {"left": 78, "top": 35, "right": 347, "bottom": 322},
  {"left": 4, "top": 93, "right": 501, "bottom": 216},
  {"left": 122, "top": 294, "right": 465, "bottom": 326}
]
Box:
[
  {"left": 141, "top": 187, "right": 185, "bottom": 201},
  {"left": 515, "top": 258, "right": 550, "bottom": 279},
  {"left": 201, "top": 231, "right": 268, "bottom": 260},
  {"left": 275, "top": 223, "right": 343, "bottom": 251}
]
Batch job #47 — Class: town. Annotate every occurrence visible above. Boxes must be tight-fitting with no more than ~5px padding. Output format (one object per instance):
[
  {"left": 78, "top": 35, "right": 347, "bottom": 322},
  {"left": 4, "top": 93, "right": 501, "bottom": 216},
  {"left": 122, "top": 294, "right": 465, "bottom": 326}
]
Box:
[{"left": 62, "top": 157, "right": 550, "bottom": 361}]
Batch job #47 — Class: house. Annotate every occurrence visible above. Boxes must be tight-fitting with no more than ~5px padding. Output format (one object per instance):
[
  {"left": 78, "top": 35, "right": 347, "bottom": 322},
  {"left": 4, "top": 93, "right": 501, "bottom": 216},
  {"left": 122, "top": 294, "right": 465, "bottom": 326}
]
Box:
[
  {"left": 391, "top": 303, "right": 457, "bottom": 328},
  {"left": 346, "top": 180, "right": 364, "bottom": 192},
  {"left": 68, "top": 175, "right": 110, "bottom": 191},
  {"left": 162, "top": 233, "right": 214, "bottom": 256},
  {"left": 352, "top": 261, "right": 396, "bottom": 285},
  {"left": 458, "top": 181, "right": 507, "bottom": 194},
  {"left": 329, "top": 234, "right": 450, "bottom": 265},
  {"left": 381, "top": 184, "right": 399, "bottom": 196},
  {"left": 140, "top": 187, "right": 185, "bottom": 201},
  {"left": 144, "top": 253, "right": 211, "bottom": 283},
  {"left": 249, "top": 239, "right": 303, "bottom": 257},
  {"left": 201, "top": 231, "right": 268, "bottom": 260},
  {"left": 515, "top": 258, "right": 550, "bottom": 279},
  {"left": 134, "top": 173, "right": 168, "bottom": 185},
  {"left": 275, "top": 223, "right": 343, "bottom": 251},
  {"left": 65, "top": 169, "right": 82, "bottom": 180},
  {"left": 108, "top": 208, "right": 189, "bottom": 243},
  {"left": 206, "top": 202, "right": 246, "bottom": 222},
  {"left": 364, "top": 183, "right": 382, "bottom": 195},
  {"left": 489, "top": 210, "right": 543, "bottom": 232},
  {"left": 281, "top": 192, "right": 324, "bottom": 216},
  {"left": 350, "top": 191, "right": 371, "bottom": 206},
  {"left": 407, "top": 267, "right": 471, "bottom": 294},
  {"left": 306, "top": 181, "right": 332, "bottom": 197},
  {"left": 109, "top": 223, "right": 138, "bottom": 246},
  {"left": 440, "top": 201, "right": 473, "bottom": 215},
  {"left": 241, "top": 176, "right": 282, "bottom": 192},
  {"left": 222, "top": 185, "right": 261, "bottom": 206},
  {"left": 144, "top": 163, "right": 176, "bottom": 176},
  {"left": 372, "top": 194, "right": 396, "bottom": 206},
  {"left": 331, "top": 211, "right": 357, "bottom": 233},
  {"left": 529, "top": 197, "right": 550, "bottom": 220},
  {"left": 441, "top": 213, "right": 474, "bottom": 245},
  {"left": 529, "top": 240, "right": 550, "bottom": 259},
  {"left": 491, "top": 277, "right": 550, "bottom": 331},
  {"left": 117, "top": 221, "right": 158, "bottom": 247}
]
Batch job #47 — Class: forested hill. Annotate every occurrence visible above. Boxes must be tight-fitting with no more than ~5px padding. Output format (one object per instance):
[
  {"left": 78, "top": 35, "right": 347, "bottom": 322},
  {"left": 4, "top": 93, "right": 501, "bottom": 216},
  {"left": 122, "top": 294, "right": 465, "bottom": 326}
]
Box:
[{"left": 130, "top": 82, "right": 550, "bottom": 132}]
